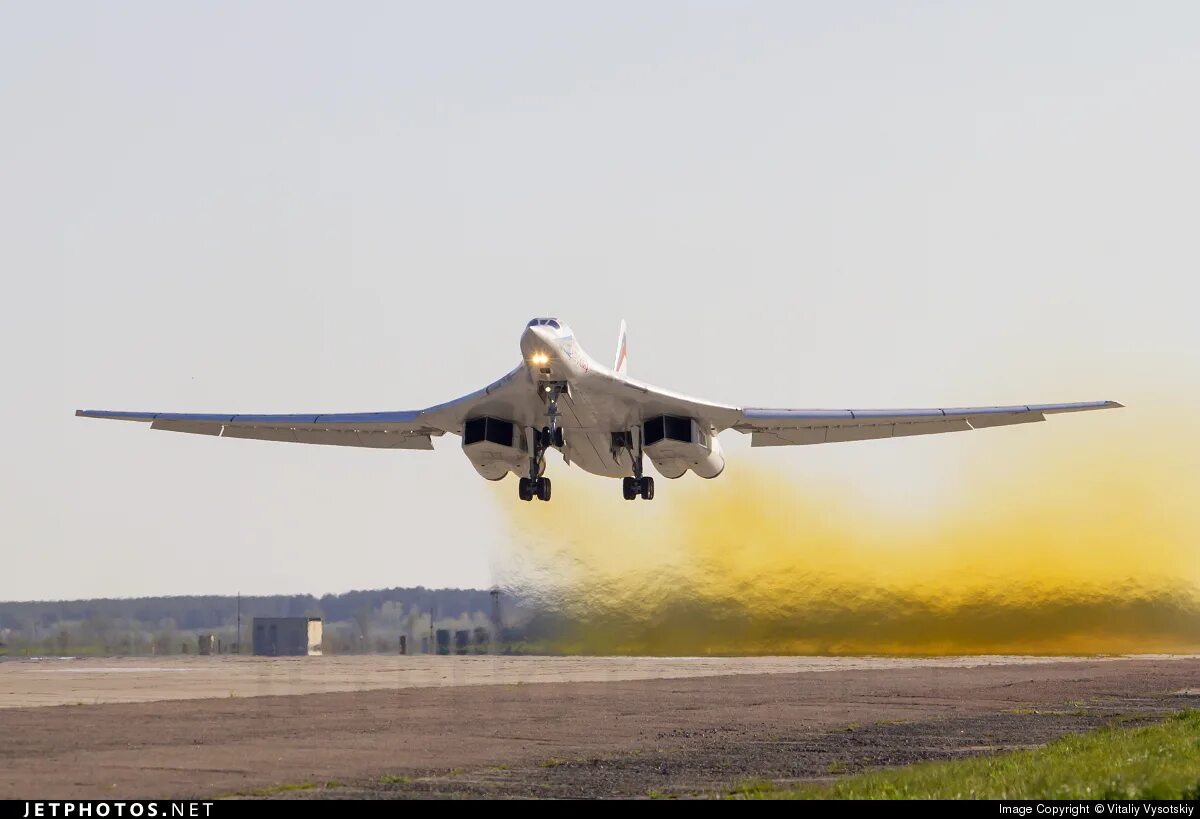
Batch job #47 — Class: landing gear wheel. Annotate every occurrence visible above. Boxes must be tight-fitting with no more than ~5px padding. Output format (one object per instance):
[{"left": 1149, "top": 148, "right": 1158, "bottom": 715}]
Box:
[
  {"left": 622, "top": 476, "right": 637, "bottom": 501},
  {"left": 518, "top": 477, "right": 533, "bottom": 502},
  {"left": 539, "top": 427, "right": 552, "bottom": 448},
  {"left": 553, "top": 427, "right": 565, "bottom": 448},
  {"left": 536, "top": 477, "right": 552, "bottom": 502},
  {"left": 639, "top": 476, "right": 655, "bottom": 500}
]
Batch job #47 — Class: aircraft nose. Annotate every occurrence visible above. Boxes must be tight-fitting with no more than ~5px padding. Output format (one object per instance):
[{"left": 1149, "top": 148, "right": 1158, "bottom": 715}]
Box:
[
  {"left": 522, "top": 325, "right": 556, "bottom": 345},
  {"left": 521, "top": 325, "right": 557, "bottom": 361},
  {"left": 531, "top": 325, "right": 557, "bottom": 344}
]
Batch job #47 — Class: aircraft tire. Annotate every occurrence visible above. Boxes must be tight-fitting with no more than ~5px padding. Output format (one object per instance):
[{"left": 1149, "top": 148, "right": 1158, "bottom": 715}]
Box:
[{"left": 640, "top": 477, "right": 655, "bottom": 500}]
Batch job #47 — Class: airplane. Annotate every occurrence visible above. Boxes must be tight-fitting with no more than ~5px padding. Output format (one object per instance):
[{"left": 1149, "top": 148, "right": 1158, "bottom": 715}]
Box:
[{"left": 77, "top": 318, "right": 1121, "bottom": 502}]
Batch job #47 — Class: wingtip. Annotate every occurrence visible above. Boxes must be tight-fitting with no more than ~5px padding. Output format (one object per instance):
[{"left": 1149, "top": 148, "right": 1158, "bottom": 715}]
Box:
[
  {"left": 75, "top": 409, "right": 85, "bottom": 417},
  {"left": 1107, "top": 400, "right": 1125, "bottom": 409}
]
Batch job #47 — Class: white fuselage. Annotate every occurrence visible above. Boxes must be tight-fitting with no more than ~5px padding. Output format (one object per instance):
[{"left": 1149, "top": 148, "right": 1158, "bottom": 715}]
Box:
[{"left": 504, "top": 323, "right": 724, "bottom": 480}]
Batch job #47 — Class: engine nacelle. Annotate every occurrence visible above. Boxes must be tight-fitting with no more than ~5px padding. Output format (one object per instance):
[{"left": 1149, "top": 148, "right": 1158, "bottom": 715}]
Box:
[
  {"left": 642, "top": 415, "right": 725, "bottom": 480},
  {"left": 461, "top": 416, "right": 529, "bottom": 481}
]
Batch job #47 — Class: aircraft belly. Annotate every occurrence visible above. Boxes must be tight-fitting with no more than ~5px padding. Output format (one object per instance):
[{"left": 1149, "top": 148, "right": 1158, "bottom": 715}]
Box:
[
  {"left": 560, "top": 381, "right": 629, "bottom": 478},
  {"left": 565, "top": 432, "right": 627, "bottom": 477},
  {"left": 566, "top": 377, "right": 642, "bottom": 430}
]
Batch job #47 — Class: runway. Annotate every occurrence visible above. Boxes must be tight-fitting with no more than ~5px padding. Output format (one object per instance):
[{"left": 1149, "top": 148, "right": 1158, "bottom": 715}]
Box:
[
  {"left": 0, "top": 655, "right": 1196, "bottom": 798},
  {"left": 0, "top": 654, "right": 1137, "bottom": 708}
]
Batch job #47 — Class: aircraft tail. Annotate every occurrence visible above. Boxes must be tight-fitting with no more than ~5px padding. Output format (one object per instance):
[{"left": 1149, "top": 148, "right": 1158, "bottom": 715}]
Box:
[{"left": 613, "top": 319, "right": 629, "bottom": 376}]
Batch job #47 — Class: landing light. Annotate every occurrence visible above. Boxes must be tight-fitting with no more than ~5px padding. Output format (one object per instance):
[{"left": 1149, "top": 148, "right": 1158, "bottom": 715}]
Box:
[{"left": 530, "top": 352, "right": 549, "bottom": 366}]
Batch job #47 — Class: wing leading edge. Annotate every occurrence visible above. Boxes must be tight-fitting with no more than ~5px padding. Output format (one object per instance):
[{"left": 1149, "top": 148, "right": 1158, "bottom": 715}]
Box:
[
  {"left": 731, "top": 400, "right": 1122, "bottom": 446},
  {"left": 75, "top": 365, "right": 538, "bottom": 450},
  {"left": 74, "top": 409, "right": 440, "bottom": 449}
]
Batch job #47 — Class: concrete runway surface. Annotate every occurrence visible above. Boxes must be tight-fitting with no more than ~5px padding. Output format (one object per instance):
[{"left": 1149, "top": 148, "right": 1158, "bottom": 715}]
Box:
[
  {"left": 0, "top": 654, "right": 1196, "bottom": 798},
  {"left": 0, "top": 654, "right": 1134, "bottom": 708}
]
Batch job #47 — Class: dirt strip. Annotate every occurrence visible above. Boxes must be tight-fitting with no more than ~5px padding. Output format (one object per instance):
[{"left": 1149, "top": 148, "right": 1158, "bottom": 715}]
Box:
[{"left": 0, "top": 656, "right": 1195, "bottom": 799}]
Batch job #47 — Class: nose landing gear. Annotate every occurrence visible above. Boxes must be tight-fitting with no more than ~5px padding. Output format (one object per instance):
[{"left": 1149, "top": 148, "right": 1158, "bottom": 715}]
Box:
[
  {"left": 539, "top": 382, "right": 567, "bottom": 450},
  {"left": 519, "top": 383, "right": 567, "bottom": 502}
]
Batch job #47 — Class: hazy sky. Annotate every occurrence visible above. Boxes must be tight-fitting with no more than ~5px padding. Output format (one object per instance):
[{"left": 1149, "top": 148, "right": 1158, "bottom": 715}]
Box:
[{"left": 2, "top": 2, "right": 1197, "bottom": 601}]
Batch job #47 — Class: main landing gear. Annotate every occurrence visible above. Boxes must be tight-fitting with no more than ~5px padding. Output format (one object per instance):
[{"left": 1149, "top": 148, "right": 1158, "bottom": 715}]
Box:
[
  {"left": 622, "top": 475, "right": 654, "bottom": 500},
  {"left": 518, "top": 476, "right": 551, "bottom": 502},
  {"left": 620, "top": 427, "right": 655, "bottom": 500}
]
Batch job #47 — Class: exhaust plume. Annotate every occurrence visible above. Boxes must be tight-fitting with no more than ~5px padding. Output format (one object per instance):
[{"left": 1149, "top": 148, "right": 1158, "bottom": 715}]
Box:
[{"left": 495, "top": 414, "right": 1199, "bottom": 655}]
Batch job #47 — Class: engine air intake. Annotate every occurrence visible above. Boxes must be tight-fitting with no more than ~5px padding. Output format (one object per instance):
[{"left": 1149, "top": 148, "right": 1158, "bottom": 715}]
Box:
[
  {"left": 463, "top": 416, "right": 517, "bottom": 448},
  {"left": 643, "top": 415, "right": 697, "bottom": 446}
]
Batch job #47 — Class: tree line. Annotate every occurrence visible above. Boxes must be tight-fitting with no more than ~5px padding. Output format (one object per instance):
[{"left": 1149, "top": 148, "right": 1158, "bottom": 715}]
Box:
[{"left": 0, "top": 586, "right": 497, "bottom": 632}]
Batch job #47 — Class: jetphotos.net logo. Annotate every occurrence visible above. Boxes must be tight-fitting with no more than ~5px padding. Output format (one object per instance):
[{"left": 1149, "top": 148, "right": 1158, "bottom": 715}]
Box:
[{"left": 22, "top": 805, "right": 213, "bottom": 818}]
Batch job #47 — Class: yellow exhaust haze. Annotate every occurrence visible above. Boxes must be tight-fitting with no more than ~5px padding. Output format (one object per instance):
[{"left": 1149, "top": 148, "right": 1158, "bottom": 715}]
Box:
[{"left": 496, "top": 415, "right": 1199, "bottom": 655}]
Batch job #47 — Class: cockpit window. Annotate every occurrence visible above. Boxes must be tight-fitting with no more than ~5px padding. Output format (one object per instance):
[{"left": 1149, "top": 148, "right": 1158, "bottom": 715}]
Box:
[
  {"left": 527, "top": 318, "right": 561, "bottom": 329},
  {"left": 546, "top": 319, "right": 559, "bottom": 329}
]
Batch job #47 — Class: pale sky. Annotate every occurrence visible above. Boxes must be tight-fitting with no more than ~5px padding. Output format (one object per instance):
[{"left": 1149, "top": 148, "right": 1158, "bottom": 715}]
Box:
[{"left": 2, "top": 2, "right": 1197, "bottom": 601}]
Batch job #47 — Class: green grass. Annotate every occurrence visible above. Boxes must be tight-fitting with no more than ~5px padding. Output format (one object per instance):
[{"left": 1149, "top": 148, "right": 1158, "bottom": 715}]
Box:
[
  {"left": 728, "top": 779, "right": 777, "bottom": 798},
  {"left": 238, "top": 782, "right": 317, "bottom": 796},
  {"left": 732, "top": 710, "right": 1200, "bottom": 800},
  {"left": 223, "top": 780, "right": 343, "bottom": 797}
]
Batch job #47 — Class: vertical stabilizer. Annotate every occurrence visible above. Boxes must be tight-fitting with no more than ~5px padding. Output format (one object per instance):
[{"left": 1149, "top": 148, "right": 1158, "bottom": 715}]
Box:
[{"left": 613, "top": 319, "right": 629, "bottom": 376}]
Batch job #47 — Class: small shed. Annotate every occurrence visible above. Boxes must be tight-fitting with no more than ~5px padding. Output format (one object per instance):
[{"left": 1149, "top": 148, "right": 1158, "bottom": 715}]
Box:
[{"left": 252, "top": 617, "right": 323, "bottom": 656}]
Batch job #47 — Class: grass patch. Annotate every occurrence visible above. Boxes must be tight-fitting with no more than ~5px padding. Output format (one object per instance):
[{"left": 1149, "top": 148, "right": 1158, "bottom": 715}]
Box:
[
  {"left": 225, "top": 780, "right": 342, "bottom": 797},
  {"left": 239, "top": 782, "right": 317, "bottom": 796},
  {"left": 379, "top": 774, "right": 411, "bottom": 785},
  {"left": 728, "top": 779, "right": 776, "bottom": 798},
  {"left": 733, "top": 710, "right": 1200, "bottom": 800}
]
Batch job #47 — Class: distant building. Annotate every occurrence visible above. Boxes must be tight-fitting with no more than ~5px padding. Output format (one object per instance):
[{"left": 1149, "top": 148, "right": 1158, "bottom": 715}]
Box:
[
  {"left": 252, "top": 617, "right": 323, "bottom": 656},
  {"left": 197, "top": 634, "right": 215, "bottom": 655}
]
